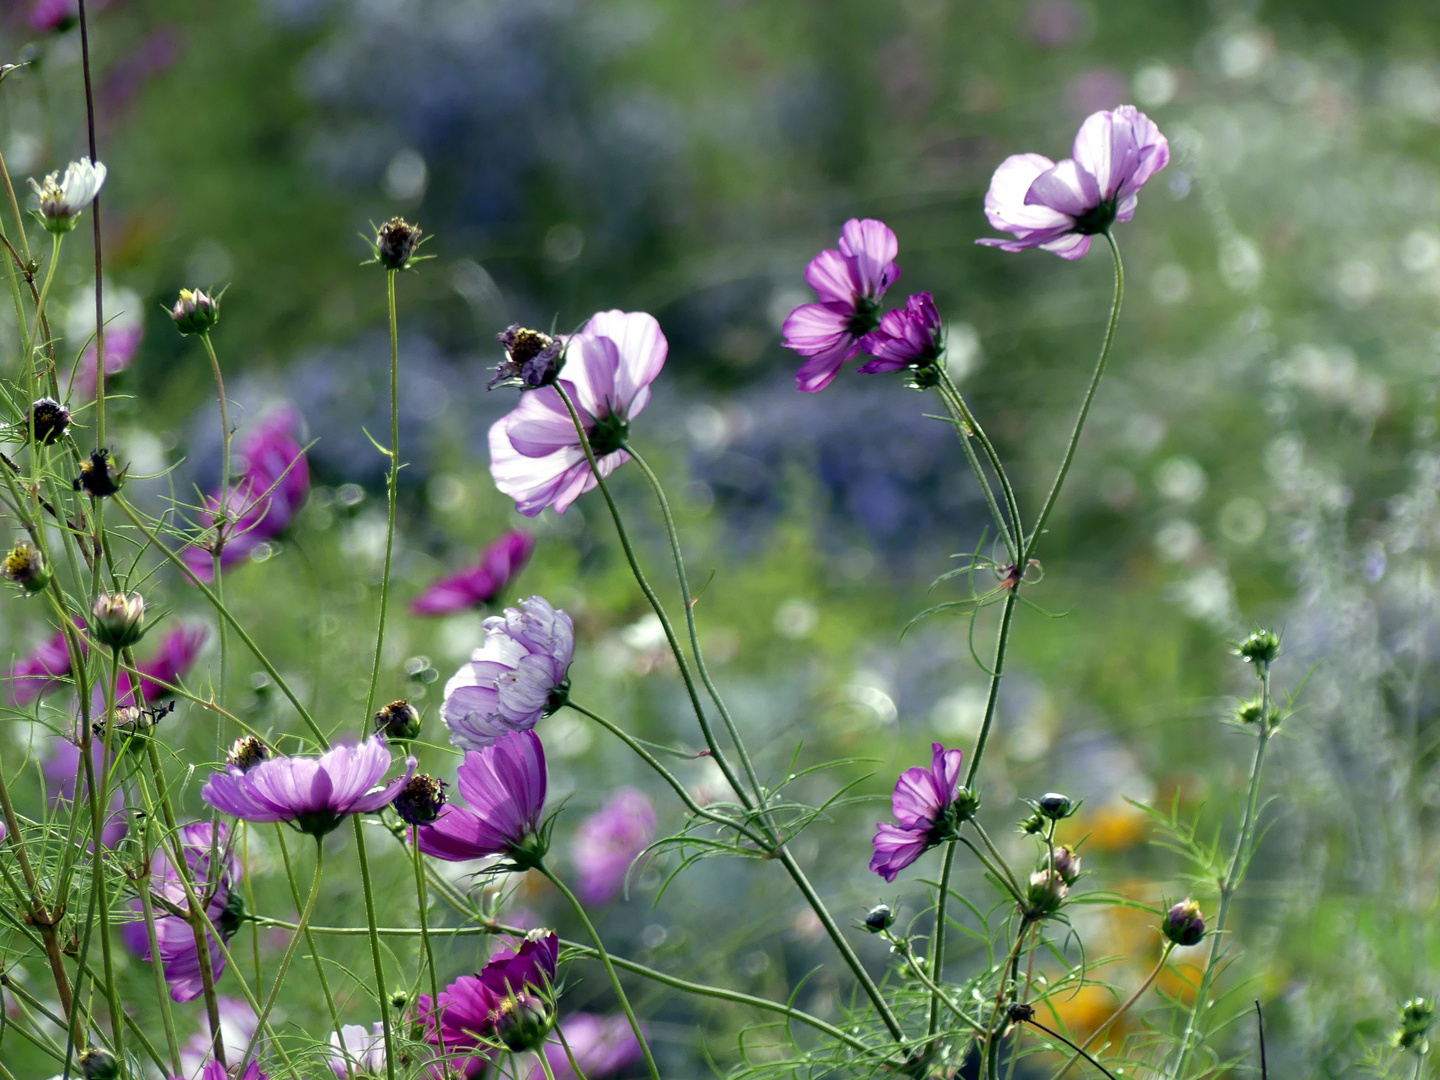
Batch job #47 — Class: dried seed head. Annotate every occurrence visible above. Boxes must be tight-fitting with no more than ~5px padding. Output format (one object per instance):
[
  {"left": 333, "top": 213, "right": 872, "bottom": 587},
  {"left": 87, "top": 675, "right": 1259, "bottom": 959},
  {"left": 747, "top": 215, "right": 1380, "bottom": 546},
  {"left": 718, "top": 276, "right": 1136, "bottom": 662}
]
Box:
[
  {"left": 74, "top": 448, "right": 122, "bottom": 498},
  {"left": 375, "top": 217, "right": 423, "bottom": 270},
  {"left": 374, "top": 698, "right": 421, "bottom": 742},
  {"left": 393, "top": 773, "right": 447, "bottom": 826},
  {"left": 25, "top": 397, "right": 70, "bottom": 445},
  {"left": 226, "top": 735, "right": 271, "bottom": 772}
]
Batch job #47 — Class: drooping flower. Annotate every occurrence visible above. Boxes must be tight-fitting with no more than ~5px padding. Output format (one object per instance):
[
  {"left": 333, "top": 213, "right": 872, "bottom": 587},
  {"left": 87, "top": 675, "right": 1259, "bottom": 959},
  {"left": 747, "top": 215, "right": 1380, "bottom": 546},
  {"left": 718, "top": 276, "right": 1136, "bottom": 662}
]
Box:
[
  {"left": 571, "top": 787, "right": 656, "bottom": 906},
  {"left": 977, "top": 105, "right": 1169, "bottom": 260},
  {"left": 782, "top": 219, "right": 901, "bottom": 393},
  {"left": 870, "top": 742, "right": 967, "bottom": 882},
  {"left": 202, "top": 737, "right": 416, "bottom": 837},
  {"left": 411, "top": 530, "right": 535, "bottom": 617},
  {"left": 183, "top": 407, "right": 311, "bottom": 583},
  {"left": 43, "top": 736, "right": 127, "bottom": 849},
  {"left": 858, "top": 292, "right": 944, "bottom": 375},
  {"left": 331, "top": 1022, "right": 387, "bottom": 1078},
  {"left": 6, "top": 624, "right": 82, "bottom": 706},
  {"left": 120, "top": 821, "right": 242, "bottom": 1002},
  {"left": 418, "top": 931, "right": 560, "bottom": 1058},
  {"left": 528, "top": 1014, "right": 643, "bottom": 1080},
  {"left": 492, "top": 326, "right": 563, "bottom": 390},
  {"left": 489, "top": 310, "right": 666, "bottom": 516},
  {"left": 416, "top": 730, "right": 548, "bottom": 865},
  {"left": 29, "top": 158, "right": 106, "bottom": 233},
  {"left": 178, "top": 996, "right": 256, "bottom": 1076},
  {"left": 441, "top": 596, "right": 573, "bottom": 751}
]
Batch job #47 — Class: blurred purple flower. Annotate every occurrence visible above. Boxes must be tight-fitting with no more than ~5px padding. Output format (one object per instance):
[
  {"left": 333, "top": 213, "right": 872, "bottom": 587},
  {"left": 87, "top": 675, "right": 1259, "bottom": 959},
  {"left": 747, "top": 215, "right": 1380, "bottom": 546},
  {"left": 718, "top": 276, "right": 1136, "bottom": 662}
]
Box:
[
  {"left": 121, "top": 821, "right": 241, "bottom": 1002},
  {"left": 184, "top": 407, "right": 311, "bottom": 583},
  {"left": 411, "top": 529, "right": 534, "bottom": 617},
  {"left": 529, "top": 1014, "right": 643, "bottom": 1080},
  {"left": 74, "top": 323, "right": 143, "bottom": 398},
  {"left": 977, "top": 105, "right": 1169, "bottom": 260},
  {"left": 1066, "top": 67, "right": 1129, "bottom": 118},
  {"left": 193, "top": 1060, "right": 267, "bottom": 1080},
  {"left": 331, "top": 1022, "right": 386, "bottom": 1077},
  {"left": 782, "top": 219, "right": 901, "bottom": 393},
  {"left": 179, "top": 996, "right": 256, "bottom": 1076},
  {"left": 572, "top": 787, "right": 656, "bottom": 906},
  {"left": 202, "top": 737, "right": 415, "bottom": 837},
  {"left": 859, "top": 292, "right": 944, "bottom": 373},
  {"left": 871, "top": 742, "right": 964, "bottom": 882},
  {"left": 101, "top": 26, "right": 184, "bottom": 119},
  {"left": 441, "top": 596, "right": 573, "bottom": 751},
  {"left": 111, "top": 624, "right": 207, "bottom": 706},
  {"left": 6, "top": 623, "right": 83, "bottom": 706},
  {"left": 29, "top": 0, "right": 77, "bottom": 32},
  {"left": 489, "top": 310, "right": 667, "bottom": 516},
  {"left": 417, "top": 931, "right": 559, "bottom": 1057},
  {"left": 416, "top": 730, "right": 547, "bottom": 863},
  {"left": 1022, "top": 1, "right": 1089, "bottom": 48},
  {"left": 43, "top": 736, "right": 127, "bottom": 849}
]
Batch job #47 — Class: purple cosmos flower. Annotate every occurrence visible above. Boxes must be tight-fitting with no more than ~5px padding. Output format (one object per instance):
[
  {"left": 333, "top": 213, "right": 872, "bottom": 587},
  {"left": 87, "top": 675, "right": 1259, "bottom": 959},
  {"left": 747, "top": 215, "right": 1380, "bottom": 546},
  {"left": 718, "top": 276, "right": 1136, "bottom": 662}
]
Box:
[
  {"left": 870, "top": 742, "right": 965, "bottom": 883},
  {"left": 858, "top": 292, "right": 944, "bottom": 374},
  {"left": 418, "top": 931, "right": 560, "bottom": 1056},
  {"left": 202, "top": 737, "right": 416, "bottom": 837},
  {"left": 121, "top": 821, "right": 242, "bottom": 1002},
  {"left": 416, "top": 730, "right": 547, "bottom": 864},
  {"left": 74, "top": 323, "right": 143, "bottom": 398},
  {"left": 43, "top": 736, "right": 127, "bottom": 849},
  {"left": 441, "top": 596, "right": 573, "bottom": 751},
  {"left": 184, "top": 407, "right": 311, "bottom": 583},
  {"left": 7, "top": 623, "right": 83, "bottom": 706},
  {"left": 411, "top": 529, "right": 535, "bottom": 617},
  {"left": 571, "top": 787, "right": 656, "bottom": 906},
  {"left": 331, "top": 1022, "right": 387, "bottom": 1077},
  {"left": 29, "top": 0, "right": 78, "bottom": 32},
  {"left": 123, "top": 624, "right": 207, "bottom": 704},
  {"left": 179, "top": 997, "right": 256, "bottom": 1076},
  {"left": 528, "top": 1014, "right": 643, "bottom": 1080},
  {"left": 489, "top": 310, "right": 667, "bottom": 516},
  {"left": 782, "top": 219, "right": 901, "bottom": 393},
  {"left": 977, "top": 105, "right": 1169, "bottom": 260},
  {"left": 188, "top": 1061, "right": 267, "bottom": 1080}
]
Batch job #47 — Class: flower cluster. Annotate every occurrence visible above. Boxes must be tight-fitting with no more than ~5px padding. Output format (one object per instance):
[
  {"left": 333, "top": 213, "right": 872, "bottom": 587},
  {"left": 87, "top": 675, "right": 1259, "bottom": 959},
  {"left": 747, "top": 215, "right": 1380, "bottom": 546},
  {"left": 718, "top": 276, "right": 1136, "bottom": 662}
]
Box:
[{"left": 418, "top": 931, "right": 560, "bottom": 1059}]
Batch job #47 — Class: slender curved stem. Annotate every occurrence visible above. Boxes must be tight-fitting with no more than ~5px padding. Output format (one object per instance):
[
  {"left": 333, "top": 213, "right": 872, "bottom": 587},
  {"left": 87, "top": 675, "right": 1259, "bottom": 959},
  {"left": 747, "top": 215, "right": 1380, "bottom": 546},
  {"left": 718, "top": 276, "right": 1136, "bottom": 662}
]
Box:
[
  {"left": 83, "top": 654, "right": 125, "bottom": 1067},
  {"left": 927, "top": 839, "right": 959, "bottom": 1042},
  {"left": 352, "top": 816, "right": 398, "bottom": 1080},
  {"left": 537, "top": 862, "right": 661, "bottom": 1080},
  {"left": 534, "top": 1048, "right": 561, "bottom": 1080},
  {"left": 933, "top": 375, "right": 1018, "bottom": 561},
  {"left": 201, "top": 331, "right": 231, "bottom": 713},
  {"left": 364, "top": 267, "right": 401, "bottom": 727},
  {"left": 76, "top": 0, "right": 106, "bottom": 454},
  {"left": 412, "top": 826, "right": 445, "bottom": 1067},
  {"left": 1049, "top": 943, "right": 1173, "bottom": 1080}
]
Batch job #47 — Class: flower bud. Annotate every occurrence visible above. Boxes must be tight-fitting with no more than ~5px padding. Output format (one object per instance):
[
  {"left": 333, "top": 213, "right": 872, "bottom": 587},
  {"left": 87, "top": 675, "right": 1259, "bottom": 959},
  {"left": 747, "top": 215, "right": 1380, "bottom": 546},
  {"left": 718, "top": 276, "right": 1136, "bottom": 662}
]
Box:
[
  {"left": 2, "top": 540, "right": 49, "bottom": 594},
  {"left": 1036, "top": 792, "right": 1075, "bottom": 820},
  {"left": 1051, "top": 845, "right": 1081, "bottom": 885},
  {"left": 1025, "top": 869, "right": 1068, "bottom": 917},
  {"left": 864, "top": 904, "right": 895, "bottom": 933},
  {"left": 227, "top": 735, "right": 270, "bottom": 772},
  {"left": 1234, "top": 628, "right": 1281, "bottom": 668},
  {"left": 952, "top": 786, "right": 981, "bottom": 821},
  {"left": 1018, "top": 812, "right": 1047, "bottom": 836},
  {"left": 389, "top": 989, "right": 409, "bottom": 1011},
  {"left": 171, "top": 288, "right": 220, "bottom": 336},
  {"left": 1395, "top": 998, "right": 1435, "bottom": 1053},
  {"left": 374, "top": 698, "right": 421, "bottom": 742},
  {"left": 491, "top": 325, "right": 563, "bottom": 390},
  {"left": 375, "top": 217, "right": 422, "bottom": 271},
  {"left": 24, "top": 397, "right": 71, "bottom": 445},
  {"left": 393, "top": 773, "right": 447, "bottom": 826},
  {"left": 494, "top": 992, "right": 552, "bottom": 1053},
  {"left": 79, "top": 1048, "right": 118, "bottom": 1080},
  {"left": 91, "top": 591, "right": 145, "bottom": 650},
  {"left": 1161, "top": 899, "right": 1205, "bottom": 947},
  {"left": 1234, "top": 697, "right": 1279, "bottom": 727},
  {"left": 74, "top": 448, "right": 122, "bottom": 498}
]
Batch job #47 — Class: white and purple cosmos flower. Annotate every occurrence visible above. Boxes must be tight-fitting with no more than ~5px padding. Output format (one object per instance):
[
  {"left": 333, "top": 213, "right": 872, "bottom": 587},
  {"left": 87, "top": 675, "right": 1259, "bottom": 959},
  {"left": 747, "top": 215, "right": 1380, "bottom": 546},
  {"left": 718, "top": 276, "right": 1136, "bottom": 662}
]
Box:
[
  {"left": 121, "top": 821, "right": 242, "bottom": 1002},
  {"left": 411, "top": 529, "right": 534, "bottom": 617},
  {"left": 178, "top": 996, "right": 257, "bottom": 1077},
  {"left": 330, "top": 1022, "right": 387, "bottom": 1078},
  {"left": 529, "top": 1014, "right": 644, "bottom": 1080},
  {"left": 859, "top": 292, "right": 944, "bottom": 374},
  {"left": 871, "top": 742, "right": 965, "bottom": 882},
  {"left": 416, "top": 730, "right": 548, "bottom": 865},
  {"left": 441, "top": 596, "right": 573, "bottom": 751},
  {"left": 782, "top": 218, "right": 901, "bottom": 392},
  {"left": 202, "top": 737, "right": 415, "bottom": 837},
  {"left": 489, "top": 310, "right": 667, "bottom": 516},
  {"left": 978, "top": 105, "right": 1169, "bottom": 260},
  {"left": 572, "top": 787, "right": 656, "bottom": 906}
]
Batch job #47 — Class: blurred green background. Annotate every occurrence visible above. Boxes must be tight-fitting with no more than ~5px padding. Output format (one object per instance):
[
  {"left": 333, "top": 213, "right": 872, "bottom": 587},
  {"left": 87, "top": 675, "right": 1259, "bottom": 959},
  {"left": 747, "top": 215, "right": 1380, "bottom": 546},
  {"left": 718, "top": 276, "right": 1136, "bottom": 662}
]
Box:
[{"left": 5, "top": 0, "right": 1440, "bottom": 1077}]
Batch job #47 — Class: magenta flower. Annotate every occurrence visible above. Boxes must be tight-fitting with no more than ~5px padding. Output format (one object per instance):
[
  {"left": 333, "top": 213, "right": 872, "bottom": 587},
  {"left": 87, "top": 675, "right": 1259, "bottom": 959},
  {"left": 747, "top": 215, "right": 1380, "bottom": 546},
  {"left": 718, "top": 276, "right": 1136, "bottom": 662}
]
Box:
[
  {"left": 411, "top": 529, "right": 535, "bottom": 617},
  {"left": 489, "top": 310, "right": 667, "bottom": 516},
  {"left": 74, "top": 322, "right": 143, "bottom": 397},
  {"left": 191, "top": 1060, "right": 267, "bottom": 1080},
  {"left": 870, "top": 742, "right": 965, "bottom": 883},
  {"left": 417, "top": 730, "right": 548, "bottom": 865},
  {"left": 29, "top": 0, "right": 78, "bottom": 32},
  {"left": 418, "top": 931, "right": 559, "bottom": 1055},
  {"left": 184, "top": 407, "right": 310, "bottom": 583},
  {"left": 572, "top": 787, "right": 656, "bottom": 906},
  {"left": 179, "top": 997, "right": 256, "bottom": 1076},
  {"left": 858, "top": 292, "right": 944, "bottom": 374},
  {"left": 127, "top": 624, "right": 207, "bottom": 703},
  {"left": 202, "top": 737, "right": 416, "bottom": 837},
  {"left": 43, "top": 736, "right": 127, "bottom": 849},
  {"left": 978, "top": 105, "right": 1169, "bottom": 260},
  {"left": 441, "top": 596, "right": 573, "bottom": 751},
  {"left": 782, "top": 219, "right": 901, "bottom": 393},
  {"left": 121, "top": 821, "right": 241, "bottom": 1002},
  {"left": 529, "top": 1014, "right": 643, "bottom": 1080},
  {"left": 6, "top": 623, "right": 83, "bottom": 706}
]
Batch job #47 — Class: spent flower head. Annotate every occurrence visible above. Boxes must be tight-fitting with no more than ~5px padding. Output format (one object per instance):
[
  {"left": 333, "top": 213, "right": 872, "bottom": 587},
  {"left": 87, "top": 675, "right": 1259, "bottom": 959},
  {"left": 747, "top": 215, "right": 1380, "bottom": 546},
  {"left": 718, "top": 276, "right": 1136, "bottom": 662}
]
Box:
[
  {"left": 90, "top": 592, "right": 145, "bottom": 650},
  {"left": 492, "top": 325, "right": 564, "bottom": 390},
  {"left": 74, "top": 448, "right": 123, "bottom": 498},
  {"left": 372, "top": 216, "right": 424, "bottom": 270},
  {"left": 374, "top": 698, "right": 421, "bottom": 742},
  {"left": 864, "top": 904, "right": 896, "bottom": 933},
  {"left": 227, "top": 735, "right": 270, "bottom": 772},
  {"left": 30, "top": 158, "right": 106, "bottom": 233},
  {"left": 171, "top": 288, "right": 221, "bottom": 335},
  {"left": 393, "top": 773, "right": 447, "bottom": 826},
  {"left": 24, "top": 397, "right": 70, "bottom": 444},
  {"left": 2, "top": 540, "right": 49, "bottom": 594}
]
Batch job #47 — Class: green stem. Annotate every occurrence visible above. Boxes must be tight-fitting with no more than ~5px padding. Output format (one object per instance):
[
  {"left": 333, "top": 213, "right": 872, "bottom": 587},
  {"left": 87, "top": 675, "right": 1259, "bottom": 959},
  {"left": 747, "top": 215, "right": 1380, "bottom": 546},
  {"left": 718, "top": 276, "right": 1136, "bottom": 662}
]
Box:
[
  {"left": 1048, "top": 943, "right": 1173, "bottom": 1080},
  {"left": 25, "top": 233, "right": 61, "bottom": 402},
  {"left": 200, "top": 331, "right": 231, "bottom": 715},
  {"left": 75, "top": 0, "right": 106, "bottom": 453},
  {"left": 84, "top": 653, "right": 125, "bottom": 1070},
  {"left": 133, "top": 801, "right": 184, "bottom": 1074},
  {"left": 412, "top": 826, "right": 445, "bottom": 1067},
  {"left": 364, "top": 267, "right": 401, "bottom": 727},
  {"left": 933, "top": 375, "right": 1017, "bottom": 561},
  {"left": 534, "top": 1048, "right": 561, "bottom": 1080},
  {"left": 969, "top": 821, "right": 1024, "bottom": 900},
  {"left": 927, "top": 839, "right": 958, "bottom": 1042},
  {"left": 352, "top": 816, "right": 398, "bottom": 1080},
  {"left": 537, "top": 862, "right": 661, "bottom": 1080}
]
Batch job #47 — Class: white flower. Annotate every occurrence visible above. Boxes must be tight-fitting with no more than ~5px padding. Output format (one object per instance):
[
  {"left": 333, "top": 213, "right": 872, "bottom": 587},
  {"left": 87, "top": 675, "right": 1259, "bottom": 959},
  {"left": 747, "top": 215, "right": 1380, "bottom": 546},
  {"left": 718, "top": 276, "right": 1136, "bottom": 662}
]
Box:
[
  {"left": 29, "top": 157, "right": 106, "bottom": 232},
  {"left": 330, "top": 1022, "right": 387, "bottom": 1077}
]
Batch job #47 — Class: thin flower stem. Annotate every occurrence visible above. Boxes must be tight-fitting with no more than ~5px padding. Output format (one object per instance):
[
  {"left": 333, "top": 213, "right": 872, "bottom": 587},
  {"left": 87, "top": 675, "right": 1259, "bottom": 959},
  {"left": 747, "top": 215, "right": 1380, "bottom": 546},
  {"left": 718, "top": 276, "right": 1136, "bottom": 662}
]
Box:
[
  {"left": 534, "top": 1048, "right": 561, "bottom": 1080},
  {"left": 200, "top": 331, "right": 232, "bottom": 713},
  {"left": 411, "top": 825, "right": 445, "bottom": 1067},
  {"left": 933, "top": 376, "right": 1017, "bottom": 561},
  {"left": 25, "top": 234, "right": 61, "bottom": 396},
  {"left": 352, "top": 816, "right": 399, "bottom": 1080},
  {"left": 537, "top": 862, "right": 661, "bottom": 1080},
  {"left": 76, "top": 0, "right": 106, "bottom": 453},
  {"left": 885, "top": 933, "right": 985, "bottom": 1034},
  {"left": 364, "top": 267, "right": 402, "bottom": 728},
  {"left": 1049, "top": 943, "right": 1174, "bottom": 1080},
  {"left": 938, "top": 368, "right": 1023, "bottom": 556},
  {"left": 927, "top": 839, "right": 959, "bottom": 1042},
  {"left": 1019, "top": 1017, "right": 1120, "bottom": 1080},
  {"left": 969, "top": 821, "right": 1024, "bottom": 900},
  {"left": 83, "top": 654, "right": 126, "bottom": 1069},
  {"left": 132, "top": 804, "right": 184, "bottom": 1074}
]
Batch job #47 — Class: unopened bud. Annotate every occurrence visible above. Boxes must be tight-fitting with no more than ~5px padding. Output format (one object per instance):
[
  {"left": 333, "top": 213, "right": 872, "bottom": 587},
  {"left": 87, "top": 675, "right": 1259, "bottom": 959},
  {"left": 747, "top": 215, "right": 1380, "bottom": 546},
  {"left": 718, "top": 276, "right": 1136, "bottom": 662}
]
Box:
[
  {"left": 227, "top": 735, "right": 270, "bottom": 772},
  {"left": 1234, "top": 628, "right": 1281, "bottom": 668},
  {"left": 1396, "top": 998, "right": 1436, "bottom": 1053},
  {"left": 171, "top": 288, "right": 220, "bottom": 336},
  {"left": 864, "top": 904, "right": 895, "bottom": 933},
  {"left": 1026, "top": 869, "right": 1068, "bottom": 917},
  {"left": 374, "top": 698, "right": 421, "bottom": 742},
  {"left": 494, "top": 992, "right": 552, "bottom": 1053},
  {"left": 1036, "top": 792, "right": 1075, "bottom": 820},
  {"left": 1234, "top": 697, "right": 1279, "bottom": 727},
  {"left": 74, "top": 448, "right": 122, "bottom": 498},
  {"left": 393, "top": 773, "right": 447, "bottom": 826},
  {"left": 1051, "top": 845, "right": 1081, "bottom": 885},
  {"left": 91, "top": 591, "right": 145, "bottom": 649},
  {"left": 2, "top": 540, "right": 49, "bottom": 594},
  {"left": 24, "top": 397, "right": 70, "bottom": 444},
  {"left": 1161, "top": 899, "right": 1206, "bottom": 947},
  {"left": 79, "top": 1048, "right": 118, "bottom": 1080},
  {"left": 952, "top": 786, "right": 981, "bottom": 821},
  {"left": 389, "top": 989, "right": 409, "bottom": 1011},
  {"left": 375, "top": 217, "right": 422, "bottom": 271}
]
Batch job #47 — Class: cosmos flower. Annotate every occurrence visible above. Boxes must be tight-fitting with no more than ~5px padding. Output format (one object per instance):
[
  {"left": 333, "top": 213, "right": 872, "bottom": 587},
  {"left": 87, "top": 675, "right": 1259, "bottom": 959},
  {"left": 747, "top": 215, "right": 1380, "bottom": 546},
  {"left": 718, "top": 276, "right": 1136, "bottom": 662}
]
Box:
[
  {"left": 571, "top": 788, "right": 656, "bottom": 906},
  {"left": 782, "top": 219, "right": 901, "bottom": 393},
  {"left": 331, "top": 1022, "right": 387, "bottom": 1078},
  {"left": 416, "top": 730, "right": 548, "bottom": 864},
  {"left": 528, "top": 1014, "right": 644, "bottom": 1080},
  {"left": 441, "top": 596, "right": 573, "bottom": 751},
  {"left": 120, "top": 821, "right": 242, "bottom": 1002},
  {"left": 178, "top": 997, "right": 257, "bottom": 1077},
  {"left": 977, "top": 105, "right": 1169, "bottom": 260},
  {"left": 858, "top": 292, "right": 944, "bottom": 374},
  {"left": 7, "top": 624, "right": 83, "bottom": 706},
  {"left": 489, "top": 310, "right": 666, "bottom": 516},
  {"left": 202, "top": 737, "right": 416, "bottom": 837},
  {"left": 870, "top": 742, "right": 966, "bottom": 883},
  {"left": 29, "top": 158, "right": 106, "bottom": 232},
  {"left": 411, "top": 529, "right": 535, "bottom": 617},
  {"left": 417, "top": 931, "right": 559, "bottom": 1055}
]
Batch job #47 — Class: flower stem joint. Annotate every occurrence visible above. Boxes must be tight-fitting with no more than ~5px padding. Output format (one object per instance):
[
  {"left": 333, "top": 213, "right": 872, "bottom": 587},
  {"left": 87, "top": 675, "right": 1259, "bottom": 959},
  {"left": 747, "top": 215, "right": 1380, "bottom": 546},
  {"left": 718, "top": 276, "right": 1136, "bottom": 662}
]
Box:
[
  {"left": 171, "top": 288, "right": 220, "bottom": 336},
  {"left": 2, "top": 541, "right": 49, "bottom": 594},
  {"left": 1161, "top": 898, "right": 1206, "bottom": 947},
  {"left": 91, "top": 591, "right": 145, "bottom": 650},
  {"left": 1234, "top": 628, "right": 1281, "bottom": 671}
]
